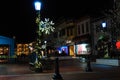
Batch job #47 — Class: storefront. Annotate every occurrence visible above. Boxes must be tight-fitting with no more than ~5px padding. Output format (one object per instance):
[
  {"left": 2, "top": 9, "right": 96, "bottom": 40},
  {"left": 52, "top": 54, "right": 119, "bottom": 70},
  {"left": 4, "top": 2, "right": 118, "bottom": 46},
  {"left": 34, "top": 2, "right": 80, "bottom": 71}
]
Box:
[
  {"left": 57, "top": 46, "right": 69, "bottom": 55},
  {"left": 69, "top": 45, "right": 75, "bottom": 56},
  {"left": 75, "top": 43, "right": 90, "bottom": 55},
  {"left": 0, "top": 36, "right": 15, "bottom": 62},
  {"left": 73, "top": 34, "right": 91, "bottom": 56}
]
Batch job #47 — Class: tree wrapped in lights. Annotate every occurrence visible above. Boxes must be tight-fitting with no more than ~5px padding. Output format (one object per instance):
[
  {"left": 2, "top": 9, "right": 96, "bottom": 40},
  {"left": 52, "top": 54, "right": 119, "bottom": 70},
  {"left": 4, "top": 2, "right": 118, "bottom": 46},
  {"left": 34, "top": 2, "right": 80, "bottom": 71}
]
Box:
[
  {"left": 35, "top": 17, "right": 55, "bottom": 54},
  {"left": 103, "top": 0, "right": 120, "bottom": 47},
  {"left": 97, "top": 0, "right": 120, "bottom": 58},
  {"left": 32, "top": 16, "right": 55, "bottom": 72}
]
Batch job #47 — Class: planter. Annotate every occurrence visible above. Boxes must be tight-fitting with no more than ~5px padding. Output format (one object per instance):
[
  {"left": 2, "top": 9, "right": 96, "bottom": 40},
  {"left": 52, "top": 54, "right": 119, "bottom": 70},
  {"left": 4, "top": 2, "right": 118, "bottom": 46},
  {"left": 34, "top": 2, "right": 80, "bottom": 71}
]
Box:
[
  {"left": 96, "top": 58, "right": 120, "bottom": 66},
  {"left": 34, "top": 61, "right": 43, "bottom": 72}
]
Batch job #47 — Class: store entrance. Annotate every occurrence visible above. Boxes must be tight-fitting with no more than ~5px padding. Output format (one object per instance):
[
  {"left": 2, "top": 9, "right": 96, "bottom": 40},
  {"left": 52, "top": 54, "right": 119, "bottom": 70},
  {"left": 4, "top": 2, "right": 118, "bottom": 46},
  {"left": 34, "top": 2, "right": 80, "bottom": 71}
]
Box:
[{"left": 0, "top": 45, "right": 9, "bottom": 62}]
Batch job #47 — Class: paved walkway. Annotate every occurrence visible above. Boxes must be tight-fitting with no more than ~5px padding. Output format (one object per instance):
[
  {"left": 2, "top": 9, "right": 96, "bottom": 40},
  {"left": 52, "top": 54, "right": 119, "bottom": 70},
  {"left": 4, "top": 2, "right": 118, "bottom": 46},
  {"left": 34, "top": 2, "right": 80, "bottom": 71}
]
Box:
[{"left": 0, "top": 57, "right": 120, "bottom": 80}]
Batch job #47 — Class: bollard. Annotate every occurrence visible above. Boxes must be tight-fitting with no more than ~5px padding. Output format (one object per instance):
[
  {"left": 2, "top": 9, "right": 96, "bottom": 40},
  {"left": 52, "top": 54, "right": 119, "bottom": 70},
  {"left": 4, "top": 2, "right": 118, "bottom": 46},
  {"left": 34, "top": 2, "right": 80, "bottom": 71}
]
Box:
[
  {"left": 85, "top": 55, "right": 92, "bottom": 72},
  {"left": 52, "top": 57, "right": 63, "bottom": 80}
]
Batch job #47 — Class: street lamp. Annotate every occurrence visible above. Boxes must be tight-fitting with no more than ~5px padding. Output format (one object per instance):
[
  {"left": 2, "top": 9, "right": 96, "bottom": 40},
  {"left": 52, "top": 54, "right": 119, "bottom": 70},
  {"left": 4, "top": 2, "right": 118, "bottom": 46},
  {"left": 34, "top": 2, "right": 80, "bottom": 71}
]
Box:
[
  {"left": 102, "top": 22, "right": 106, "bottom": 28},
  {"left": 85, "top": 44, "right": 92, "bottom": 72},
  {"left": 34, "top": 1, "right": 42, "bottom": 50},
  {"left": 44, "top": 41, "right": 47, "bottom": 57},
  {"left": 33, "top": 1, "right": 43, "bottom": 73},
  {"left": 52, "top": 57, "right": 63, "bottom": 80},
  {"left": 34, "top": 1, "right": 41, "bottom": 11},
  {"left": 101, "top": 22, "right": 107, "bottom": 32},
  {"left": 34, "top": 1, "right": 42, "bottom": 32}
]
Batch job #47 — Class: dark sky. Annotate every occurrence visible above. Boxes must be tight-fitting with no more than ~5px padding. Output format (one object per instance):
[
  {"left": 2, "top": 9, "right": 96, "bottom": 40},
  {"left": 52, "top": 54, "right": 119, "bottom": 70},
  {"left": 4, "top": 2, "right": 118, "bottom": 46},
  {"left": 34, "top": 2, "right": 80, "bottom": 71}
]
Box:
[{"left": 0, "top": 0, "right": 113, "bottom": 43}]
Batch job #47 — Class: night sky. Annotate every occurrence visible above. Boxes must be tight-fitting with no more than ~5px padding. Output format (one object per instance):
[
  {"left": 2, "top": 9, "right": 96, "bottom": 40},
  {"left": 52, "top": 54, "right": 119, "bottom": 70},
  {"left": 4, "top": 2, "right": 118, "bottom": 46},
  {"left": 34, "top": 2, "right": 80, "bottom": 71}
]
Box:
[{"left": 0, "top": 0, "right": 113, "bottom": 43}]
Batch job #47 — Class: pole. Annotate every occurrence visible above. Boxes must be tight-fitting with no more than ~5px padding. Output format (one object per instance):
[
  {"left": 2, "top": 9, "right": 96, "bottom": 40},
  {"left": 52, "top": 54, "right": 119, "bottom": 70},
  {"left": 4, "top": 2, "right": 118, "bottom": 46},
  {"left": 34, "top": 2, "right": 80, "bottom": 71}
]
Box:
[
  {"left": 85, "top": 55, "right": 92, "bottom": 72},
  {"left": 52, "top": 57, "right": 63, "bottom": 80}
]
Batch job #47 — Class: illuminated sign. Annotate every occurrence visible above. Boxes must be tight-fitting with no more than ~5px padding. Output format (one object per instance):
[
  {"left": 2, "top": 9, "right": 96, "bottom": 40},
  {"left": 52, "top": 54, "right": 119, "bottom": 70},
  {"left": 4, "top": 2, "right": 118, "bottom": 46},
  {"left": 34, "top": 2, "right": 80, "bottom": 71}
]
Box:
[
  {"left": 76, "top": 43, "right": 90, "bottom": 55},
  {"left": 116, "top": 41, "right": 120, "bottom": 49}
]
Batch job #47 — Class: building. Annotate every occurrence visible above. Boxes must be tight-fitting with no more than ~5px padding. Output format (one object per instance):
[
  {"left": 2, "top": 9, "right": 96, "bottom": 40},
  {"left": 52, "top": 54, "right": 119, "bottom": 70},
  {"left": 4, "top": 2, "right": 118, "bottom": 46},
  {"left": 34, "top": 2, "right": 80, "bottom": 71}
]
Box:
[
  {"left": 73, "top": 16, "right": 91, "bottom": 56},
  {"left": 50, "top": 16, "right": 92, "bottom": 56},
  {"left": 16, "top": 43, "right": 30, "bottom": 56},
  {"left": 53, "top": 18, "right": 76, "bottom": 56},
  {"left": 0, "top": 36, "right": 15, "bottom": 62}
]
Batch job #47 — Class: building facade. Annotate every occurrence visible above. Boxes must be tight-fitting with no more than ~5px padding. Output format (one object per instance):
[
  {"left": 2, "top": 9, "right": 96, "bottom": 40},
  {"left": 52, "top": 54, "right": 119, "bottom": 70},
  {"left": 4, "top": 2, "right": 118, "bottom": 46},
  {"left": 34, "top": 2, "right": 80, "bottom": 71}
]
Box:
[
  {"left": 0, "top": 36, "right": 15, "bottom": 62},
  {"left": 51, "top": 16, "right": 92, "bottom": 56},
  {"left": 16, "top": 43, "right": 30, "bottom": 56}
]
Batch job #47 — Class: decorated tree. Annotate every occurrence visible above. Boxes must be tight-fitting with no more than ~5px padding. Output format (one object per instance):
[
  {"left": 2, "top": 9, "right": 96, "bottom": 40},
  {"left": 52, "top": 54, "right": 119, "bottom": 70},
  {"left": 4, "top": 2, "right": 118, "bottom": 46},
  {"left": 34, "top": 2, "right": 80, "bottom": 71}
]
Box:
[
  {"left": 35, "top": 16, "right": 55, "bottom": 55},
  {"left": 32, "top": 14, "right": 55, "bottom": 72},
  {"left": 103, "top": 0, "right": 120, "bottom": 48},
  {"left": 95, "top": 0, "right": 120, "bottom": 58},
  {"left": 96, "top": 35, "right": 111, "bottom": 58}
]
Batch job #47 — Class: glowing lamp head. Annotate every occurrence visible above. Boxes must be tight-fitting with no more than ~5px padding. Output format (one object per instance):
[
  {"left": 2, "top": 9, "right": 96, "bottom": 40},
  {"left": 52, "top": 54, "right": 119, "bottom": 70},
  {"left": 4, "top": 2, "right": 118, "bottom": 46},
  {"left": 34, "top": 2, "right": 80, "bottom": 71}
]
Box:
[
  {"left": 44, "top": 41, "right": 47, "bottom": 44},
  {"left": 34, "top": 1, "right": 41, "bottom": 11},
  {"left": 102, "top": 22, "right": 106, "bottom": 28}
]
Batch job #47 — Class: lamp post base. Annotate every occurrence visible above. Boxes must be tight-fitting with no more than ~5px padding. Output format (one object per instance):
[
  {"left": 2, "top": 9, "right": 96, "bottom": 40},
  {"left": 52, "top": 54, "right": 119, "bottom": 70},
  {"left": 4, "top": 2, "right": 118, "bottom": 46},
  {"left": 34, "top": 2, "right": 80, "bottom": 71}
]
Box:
[
  {"left": 52, "top": 57, "right": 63, "bottom": 80},
  {"left": 85, "top": 55, "right": 92, "bottom": 72},
  {"left": 52, "top": 73, "right": 63, "bottom": 80},
  {"left": 85, "top": 67, "right": 92, "bottom": 72}
]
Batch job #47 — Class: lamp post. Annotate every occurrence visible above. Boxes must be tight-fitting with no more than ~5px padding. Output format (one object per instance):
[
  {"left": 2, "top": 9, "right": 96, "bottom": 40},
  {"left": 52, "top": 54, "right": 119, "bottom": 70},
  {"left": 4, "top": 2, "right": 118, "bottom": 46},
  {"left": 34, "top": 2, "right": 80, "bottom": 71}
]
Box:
[
  {"left": 34, "top": 1, "right": 42, "bottom": 53},
  {"left": 34, "top": 1, "right": 42, "bottom": 35},
  {"left": 44, "top": 41, "right": 47, "bottom": 57},
  {"left": 102, "top": 22, "right": 110, "bottom": 58},
  {"left": 33, "top": 1, "right": 43, "bottom": 73},
  {"left": 85, "top": 44, "right": 92, "bottom": 72},
  {"left": 33, "top": 0, "right": 55, "bottom": 73},
  {"left": 52, "top": 57, "right": 63, "bottom": 80},
  {"left": 101, "top": 22, "right": 107, "bottom": 32}
]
